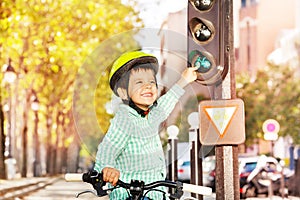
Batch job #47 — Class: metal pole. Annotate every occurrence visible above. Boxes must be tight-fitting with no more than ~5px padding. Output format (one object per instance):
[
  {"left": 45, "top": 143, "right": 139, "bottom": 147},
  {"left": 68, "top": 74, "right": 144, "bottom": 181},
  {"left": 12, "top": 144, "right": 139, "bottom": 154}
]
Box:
[
  {"left": 7, "top": 85, "right": 12, "bottom": 158},
  {"left": 167, "top": 125, "right": 178, "bottom": 198},
  {"left": 214, "top": 0, "right": 240, "bottom": 199},
  {"left": 271, "top": 141, "right": 274, "bottom": 157},
  {"left": 289, "top": 146, "right": 295, "bottom": 170},
  {"left": 190, "top": 128, "right": 203, "bottom": 200},
  {"left": 168, "top": 137, "right": 178, "bottom": 182}
]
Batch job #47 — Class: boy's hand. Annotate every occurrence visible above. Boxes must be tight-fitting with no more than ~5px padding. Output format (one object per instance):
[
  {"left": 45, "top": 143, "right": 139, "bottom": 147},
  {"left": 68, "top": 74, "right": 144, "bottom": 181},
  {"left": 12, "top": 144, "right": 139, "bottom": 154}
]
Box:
[
  {"left": 102, "top": 167, "right": 120, "bottom": 186},
  {"left": 177, "top": 67, "right": 198, "bottom": 88}
]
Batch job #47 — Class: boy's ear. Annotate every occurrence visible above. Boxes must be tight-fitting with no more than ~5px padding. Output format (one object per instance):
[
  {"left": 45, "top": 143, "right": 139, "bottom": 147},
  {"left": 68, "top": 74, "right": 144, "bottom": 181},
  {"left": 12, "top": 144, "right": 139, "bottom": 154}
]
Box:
[{"left": 117, "top": 88, "right": 128, "bottom": 100}]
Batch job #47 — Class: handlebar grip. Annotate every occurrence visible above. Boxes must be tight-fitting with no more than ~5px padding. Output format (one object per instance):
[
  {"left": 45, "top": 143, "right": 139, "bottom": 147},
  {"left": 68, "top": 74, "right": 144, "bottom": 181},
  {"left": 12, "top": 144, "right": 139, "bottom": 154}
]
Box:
[
  {"left": 64, "top": 173, "right": 83, "bottom": 182},
  {"left": 182, "top": 183, "right": 212, "bottom": 196}
]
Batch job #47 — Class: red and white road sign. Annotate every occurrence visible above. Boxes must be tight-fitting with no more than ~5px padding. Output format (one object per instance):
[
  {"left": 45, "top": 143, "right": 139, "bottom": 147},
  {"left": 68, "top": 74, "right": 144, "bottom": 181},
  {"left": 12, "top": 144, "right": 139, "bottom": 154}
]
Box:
[{"left": 262, "top": 119, "right": 280, "bottom": 141}]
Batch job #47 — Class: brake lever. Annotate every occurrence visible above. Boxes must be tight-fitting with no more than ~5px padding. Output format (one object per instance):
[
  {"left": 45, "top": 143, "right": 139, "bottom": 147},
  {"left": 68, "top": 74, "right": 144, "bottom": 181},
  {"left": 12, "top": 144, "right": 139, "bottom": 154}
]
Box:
[
  {"left": 76, "top": 190, "right": 98, "bottom": 198},
  {"left": 92, "top": 182, "right": 109, "bottom": 196},
  {"left": 76, "top": 186, "right": 114, "bottom": 198}
]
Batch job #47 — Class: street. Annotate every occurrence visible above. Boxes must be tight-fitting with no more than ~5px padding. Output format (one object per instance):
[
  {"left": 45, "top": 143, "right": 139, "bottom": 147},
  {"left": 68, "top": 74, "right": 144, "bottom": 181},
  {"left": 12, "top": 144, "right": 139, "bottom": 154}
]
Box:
[
  {"left": 22, "top": 178, "right": 216, "bottom": 200},
  {"left": 20, "top": 178, "right": 299, "bottom": 200},
  {"left": 24, "top": 178, "right": 108, "bottom": 200}
]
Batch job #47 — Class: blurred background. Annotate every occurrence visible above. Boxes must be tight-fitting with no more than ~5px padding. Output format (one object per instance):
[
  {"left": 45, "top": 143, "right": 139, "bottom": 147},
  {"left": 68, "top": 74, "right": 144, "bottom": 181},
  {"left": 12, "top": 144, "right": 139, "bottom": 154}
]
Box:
[{"left": 0, "top": 0, "right": 299, "bottom": 196}]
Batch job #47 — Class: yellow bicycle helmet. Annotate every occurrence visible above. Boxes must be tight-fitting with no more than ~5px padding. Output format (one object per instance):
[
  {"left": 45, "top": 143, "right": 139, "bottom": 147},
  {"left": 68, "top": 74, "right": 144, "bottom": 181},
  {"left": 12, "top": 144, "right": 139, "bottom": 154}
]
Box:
[{"left": 109, "top": 51, "right": 159, "bottom": 93}]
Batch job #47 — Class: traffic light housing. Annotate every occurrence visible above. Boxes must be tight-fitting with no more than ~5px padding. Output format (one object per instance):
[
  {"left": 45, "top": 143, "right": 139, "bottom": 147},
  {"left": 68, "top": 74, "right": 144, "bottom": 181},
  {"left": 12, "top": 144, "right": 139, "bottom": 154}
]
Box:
[{"left": 188, "top": 0, "right": 229, "bottom": 85}]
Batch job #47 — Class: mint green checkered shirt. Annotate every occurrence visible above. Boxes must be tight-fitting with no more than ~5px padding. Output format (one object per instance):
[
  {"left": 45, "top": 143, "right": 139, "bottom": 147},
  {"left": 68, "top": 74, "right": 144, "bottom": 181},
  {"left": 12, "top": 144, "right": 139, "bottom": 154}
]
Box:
[{"left": 94, "top": 84, "right": 185, "bottom": 200}]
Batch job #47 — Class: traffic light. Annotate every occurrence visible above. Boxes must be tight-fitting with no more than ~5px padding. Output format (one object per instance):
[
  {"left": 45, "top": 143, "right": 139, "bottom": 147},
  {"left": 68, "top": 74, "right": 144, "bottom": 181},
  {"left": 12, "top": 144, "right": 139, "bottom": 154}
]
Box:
[{"left": 188, "top": 0, "right": 229, "bottom": 85}]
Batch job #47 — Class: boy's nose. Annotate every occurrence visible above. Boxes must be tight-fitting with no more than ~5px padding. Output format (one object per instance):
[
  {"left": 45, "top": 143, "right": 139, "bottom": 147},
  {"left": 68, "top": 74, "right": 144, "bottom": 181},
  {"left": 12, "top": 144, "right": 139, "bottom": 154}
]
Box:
[{"left": 144, "top": 83, "right": 152, "bottom": 88}]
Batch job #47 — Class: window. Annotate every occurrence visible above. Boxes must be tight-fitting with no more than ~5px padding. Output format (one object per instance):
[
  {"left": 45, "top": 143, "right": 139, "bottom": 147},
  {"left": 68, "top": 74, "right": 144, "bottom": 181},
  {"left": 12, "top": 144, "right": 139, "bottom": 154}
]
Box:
[{"left": 241, "top": 0, "right": 246, "bottom": 7}]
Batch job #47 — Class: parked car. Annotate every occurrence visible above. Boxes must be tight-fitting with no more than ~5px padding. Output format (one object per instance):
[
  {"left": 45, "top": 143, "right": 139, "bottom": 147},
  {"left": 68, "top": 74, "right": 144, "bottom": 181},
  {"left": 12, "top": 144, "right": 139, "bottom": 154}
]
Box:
[
  {"left": 202, "top": 156, "right": 216, "bottom": 187},
  {"left": 239, "top": 156, "right": 261, "bottom": 189},
  {"left": 177, "top": 160, "right": 190, "bottom": 182},
  {"left": 177, "top": 155, "right": 216, "bottom": 185},
  {"left": 176, "top": 143, "right": 191, "bottom": 183}
]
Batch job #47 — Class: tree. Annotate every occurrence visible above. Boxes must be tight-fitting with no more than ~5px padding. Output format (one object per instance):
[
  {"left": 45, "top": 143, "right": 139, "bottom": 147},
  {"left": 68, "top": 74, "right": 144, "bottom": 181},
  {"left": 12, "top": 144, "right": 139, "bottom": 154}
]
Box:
[
  {"left": 0, "top": 0, "right": 144, "bottom": 176},
  {"left": 236, "top": 64, "right": 300, "bottom": 146},
  {"left": 0, "top": 97, "right": 5, "bottom": 179}
]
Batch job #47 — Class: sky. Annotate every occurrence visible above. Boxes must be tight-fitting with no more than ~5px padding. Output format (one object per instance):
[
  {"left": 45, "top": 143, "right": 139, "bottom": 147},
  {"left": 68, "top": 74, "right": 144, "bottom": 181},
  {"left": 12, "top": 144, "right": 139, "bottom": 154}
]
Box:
[{"left": 122, "top": 0, "right": 187, "bottom": 27}]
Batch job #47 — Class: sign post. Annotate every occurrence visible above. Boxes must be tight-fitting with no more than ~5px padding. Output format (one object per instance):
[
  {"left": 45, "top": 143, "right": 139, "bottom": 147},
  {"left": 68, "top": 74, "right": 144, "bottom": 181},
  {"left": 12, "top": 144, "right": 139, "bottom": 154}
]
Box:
[
  {"left": 188, "top": 112, "right": 203, "bottom": 200},
  {"left": 262, "top": 119, "right": 280, "bottom": 156},
  {"left": 188, "top": 0, "right": 241, "bottom": 199},
  {"left": 199, "top": 99, "right": 245, "bottom": 200},
  {"left": 199, "top": 1, "right": 243, "bottom": 199}
]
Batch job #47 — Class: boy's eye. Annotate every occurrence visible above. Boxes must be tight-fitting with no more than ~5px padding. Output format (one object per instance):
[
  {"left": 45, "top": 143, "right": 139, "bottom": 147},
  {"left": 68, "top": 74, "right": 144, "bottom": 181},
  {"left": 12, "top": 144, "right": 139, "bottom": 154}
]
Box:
[{"left": 135, "top": 81, "right": 143, "bottom": 84}]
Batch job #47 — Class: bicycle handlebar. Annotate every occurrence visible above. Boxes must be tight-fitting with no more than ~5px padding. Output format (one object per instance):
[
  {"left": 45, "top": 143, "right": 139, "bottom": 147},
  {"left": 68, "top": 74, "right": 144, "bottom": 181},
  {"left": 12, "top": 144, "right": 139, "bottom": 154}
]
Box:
[
  {"left": 65, "top": 173, "right": 83, "bottom": 181},
  {"left": 65, "top": 171, "right": 212, "bottom": 198}
]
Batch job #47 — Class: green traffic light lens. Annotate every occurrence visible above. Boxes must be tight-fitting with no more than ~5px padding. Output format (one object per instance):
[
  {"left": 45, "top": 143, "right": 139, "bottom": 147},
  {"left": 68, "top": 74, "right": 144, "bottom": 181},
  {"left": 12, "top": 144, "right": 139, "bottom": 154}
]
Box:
[
  {"left": 193, "top": 0, "right": 214, "bottom": 11},
  {"left": 194, "top": 56, "right": 212, "bottom": 73},
  {"left": 189, "top": 50, "right": 216, "bottom": 73}
]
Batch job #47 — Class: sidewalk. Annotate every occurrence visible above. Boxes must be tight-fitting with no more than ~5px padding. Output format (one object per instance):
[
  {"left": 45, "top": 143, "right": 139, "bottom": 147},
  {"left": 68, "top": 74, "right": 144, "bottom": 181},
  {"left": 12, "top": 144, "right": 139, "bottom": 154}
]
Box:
[
  {"left": 246, "top": 197, "right": 300, "bottom": 200},
  {"left": 0, "top": 176, "right": 60, "bottom": 199},
  {"left": 0, "top": 177, "right": 57, "bottom": 189}
]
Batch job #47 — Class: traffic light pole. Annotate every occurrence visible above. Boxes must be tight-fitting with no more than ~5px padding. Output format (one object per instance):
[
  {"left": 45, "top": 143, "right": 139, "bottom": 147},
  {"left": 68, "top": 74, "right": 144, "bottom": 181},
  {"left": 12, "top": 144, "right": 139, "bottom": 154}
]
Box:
[
  {"left": 213, "top": 0, "right": 240, "bottom": 199},
  {"left": 187, "top": 0, "right": 240, "bottom": 198}
]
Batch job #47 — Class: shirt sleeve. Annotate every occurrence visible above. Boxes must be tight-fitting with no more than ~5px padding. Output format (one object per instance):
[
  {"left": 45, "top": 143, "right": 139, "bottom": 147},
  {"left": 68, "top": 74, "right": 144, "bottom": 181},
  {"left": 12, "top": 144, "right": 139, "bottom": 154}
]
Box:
[
  {"left": 148, "top": 84, "right": 185, "bottom": 124},
  {"left": 94, "top": 113, "right": 133, "bottom": 172}
]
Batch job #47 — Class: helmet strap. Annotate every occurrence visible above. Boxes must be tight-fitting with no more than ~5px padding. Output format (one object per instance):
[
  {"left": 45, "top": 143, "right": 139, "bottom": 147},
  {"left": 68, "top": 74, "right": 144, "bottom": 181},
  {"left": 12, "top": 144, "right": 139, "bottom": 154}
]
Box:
[{"left": 128, "top": 99, "right": 157, "bottom": 118}]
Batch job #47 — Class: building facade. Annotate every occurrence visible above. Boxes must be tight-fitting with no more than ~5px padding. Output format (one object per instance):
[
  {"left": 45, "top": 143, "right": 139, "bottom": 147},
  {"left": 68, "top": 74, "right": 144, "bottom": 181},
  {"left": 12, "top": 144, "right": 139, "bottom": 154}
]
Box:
[{"left": 236, "top": 0, "right": 297, "bottom": 76}]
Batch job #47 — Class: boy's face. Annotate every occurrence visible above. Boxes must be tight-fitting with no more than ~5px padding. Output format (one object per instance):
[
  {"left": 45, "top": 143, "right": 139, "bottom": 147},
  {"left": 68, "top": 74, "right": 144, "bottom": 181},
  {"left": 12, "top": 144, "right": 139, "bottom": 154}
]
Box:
[{"left": 127, "top": 68, "right": 158, "bottom": 111}]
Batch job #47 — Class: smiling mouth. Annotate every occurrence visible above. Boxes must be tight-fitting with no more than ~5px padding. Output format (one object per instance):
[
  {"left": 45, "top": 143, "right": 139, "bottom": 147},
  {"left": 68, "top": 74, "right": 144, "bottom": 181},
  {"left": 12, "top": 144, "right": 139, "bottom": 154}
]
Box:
[{"left": 141, "top": 93, "right": 153, "bottom": 97}]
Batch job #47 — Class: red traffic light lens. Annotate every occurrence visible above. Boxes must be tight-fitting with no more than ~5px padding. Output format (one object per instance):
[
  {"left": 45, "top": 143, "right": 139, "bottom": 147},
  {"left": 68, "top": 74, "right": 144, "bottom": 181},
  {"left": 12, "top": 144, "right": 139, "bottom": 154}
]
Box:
[
  {"left": 195, "top": 22, "right": 212, "bottom": 42},
  {"left": 189, "top": 17, "right": 215, "bottom": 44}
]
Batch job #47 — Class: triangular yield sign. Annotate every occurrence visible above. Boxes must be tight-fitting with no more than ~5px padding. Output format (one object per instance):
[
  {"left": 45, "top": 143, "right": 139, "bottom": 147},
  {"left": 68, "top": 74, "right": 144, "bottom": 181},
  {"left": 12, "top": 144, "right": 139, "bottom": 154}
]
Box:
[{"left": 204, "top": 106, "right": 238, "bottom": 137}]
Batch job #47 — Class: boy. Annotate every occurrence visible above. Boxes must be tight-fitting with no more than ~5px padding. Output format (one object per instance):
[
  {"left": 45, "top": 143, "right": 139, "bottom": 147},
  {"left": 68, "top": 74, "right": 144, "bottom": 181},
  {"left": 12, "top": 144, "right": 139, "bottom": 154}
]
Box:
[{"left": 94, "top": 51, "right": 197, "bottom": 199}]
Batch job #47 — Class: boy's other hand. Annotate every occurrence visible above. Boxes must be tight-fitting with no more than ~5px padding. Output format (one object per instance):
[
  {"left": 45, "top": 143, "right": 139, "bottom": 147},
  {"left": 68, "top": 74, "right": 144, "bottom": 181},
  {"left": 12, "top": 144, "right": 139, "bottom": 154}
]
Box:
[
  {"left": 102, "top": 167, "right": 120, "bottom": 186},
  {"left": 177, "top": 67, "right": 198, "bottom": 88}
]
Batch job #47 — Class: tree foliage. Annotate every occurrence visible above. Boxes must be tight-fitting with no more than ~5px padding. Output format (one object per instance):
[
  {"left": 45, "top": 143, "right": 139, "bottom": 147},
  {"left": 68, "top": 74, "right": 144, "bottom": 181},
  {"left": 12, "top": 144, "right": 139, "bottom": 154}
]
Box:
[
  {"left": 0, "top": 0, "right": 144, "bottom": 175},
  {"left": 236, "top": 64, "right": 300, "bottom": 145}
]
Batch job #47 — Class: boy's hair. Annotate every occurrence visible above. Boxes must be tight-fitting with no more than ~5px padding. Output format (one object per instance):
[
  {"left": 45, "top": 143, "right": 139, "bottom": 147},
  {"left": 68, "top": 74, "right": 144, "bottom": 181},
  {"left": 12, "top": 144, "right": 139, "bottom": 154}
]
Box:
[{"left": 114, "top": 63, "right": 157, "bottom": 98}]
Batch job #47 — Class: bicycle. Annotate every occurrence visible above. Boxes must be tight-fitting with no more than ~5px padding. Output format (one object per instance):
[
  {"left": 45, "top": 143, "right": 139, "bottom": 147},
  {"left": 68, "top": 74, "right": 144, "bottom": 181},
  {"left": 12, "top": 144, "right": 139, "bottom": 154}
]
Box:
[{"left": 65, "top": 170, "right": 212, "bottom": 200}]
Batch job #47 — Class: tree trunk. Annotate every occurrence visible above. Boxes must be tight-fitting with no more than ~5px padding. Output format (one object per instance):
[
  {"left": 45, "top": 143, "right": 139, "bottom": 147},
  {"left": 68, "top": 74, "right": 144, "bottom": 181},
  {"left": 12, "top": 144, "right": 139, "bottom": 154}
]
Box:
[
  {"left": 45, "top": 109, "right": 53, "bottom": 175},
  {"left": 21, "top": 125, "right": 28, "bottom": 177},
  {"left": 0, "top": 103, "right": 6, "bottom": 179},
  {"left": 52, "top": 146, "right": 57, "bottom": 175},
  {"left": 21, "top": 92, "right": 30, "bottom": 178},
  {"left": 67, "top": 141, "right": 80, "bottom": 173},
  {"left": 53, "top": 111, "right": 61, "bottom": 174},
  {"left": 33, "top": 111, "right": 41, "bottom": 177},
  {"left": 61, "top": 146, "right": 67, "bottom": 173},
  {"left": 60, "top": 114, "right": 67, "bottom": 173}
]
